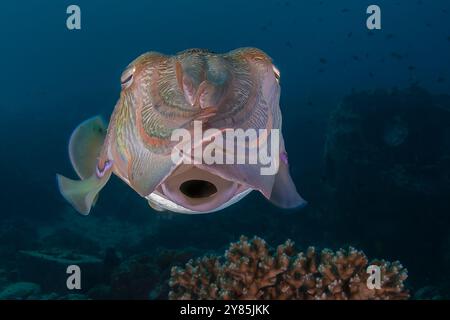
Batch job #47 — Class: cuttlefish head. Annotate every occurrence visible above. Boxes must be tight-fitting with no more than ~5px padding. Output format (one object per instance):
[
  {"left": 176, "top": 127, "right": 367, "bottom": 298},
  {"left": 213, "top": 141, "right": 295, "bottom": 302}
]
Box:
[
  {"left": 120, "top": 49, "right": 229, "bottom": 117},
  {"left": 57, "top": 48, "right": 306, "bottom": 215},
  {"left": 176, "top": 51, "right": 231, "bottom": 111}
]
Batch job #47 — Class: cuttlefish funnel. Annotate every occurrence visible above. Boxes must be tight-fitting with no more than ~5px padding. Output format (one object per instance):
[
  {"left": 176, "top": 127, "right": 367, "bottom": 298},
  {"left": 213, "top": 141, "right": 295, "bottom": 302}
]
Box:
[
  {"left": 56, "top": 48, "right": 306, "bottom": 215},
  {"left": 159, "top": 165, "right": 246, "bottom": 213}
]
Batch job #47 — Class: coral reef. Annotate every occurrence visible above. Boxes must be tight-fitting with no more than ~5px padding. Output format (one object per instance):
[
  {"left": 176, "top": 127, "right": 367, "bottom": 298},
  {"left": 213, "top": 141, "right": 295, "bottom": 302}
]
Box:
[{"left": 169, "top": 236, "right": 409, "bottom": 300}]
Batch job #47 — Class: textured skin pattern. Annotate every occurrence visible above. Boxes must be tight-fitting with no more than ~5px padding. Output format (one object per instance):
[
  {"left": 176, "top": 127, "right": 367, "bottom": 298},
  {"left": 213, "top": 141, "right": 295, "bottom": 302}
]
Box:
[{"left": 101, "top": 48, "right": 282, "bottom": 197}]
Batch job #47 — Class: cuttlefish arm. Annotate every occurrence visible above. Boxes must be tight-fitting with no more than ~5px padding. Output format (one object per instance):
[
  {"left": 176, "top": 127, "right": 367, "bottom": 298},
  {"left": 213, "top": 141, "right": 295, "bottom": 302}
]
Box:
[{"left": 56, "top": 116, "right": 113, "bottom": 215}]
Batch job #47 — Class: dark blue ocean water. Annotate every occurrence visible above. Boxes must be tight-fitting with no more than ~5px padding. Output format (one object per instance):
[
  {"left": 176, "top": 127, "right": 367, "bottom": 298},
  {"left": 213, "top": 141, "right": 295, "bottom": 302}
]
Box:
[{"left": 0, "top": 0, "right": 449, "bottom": 300}]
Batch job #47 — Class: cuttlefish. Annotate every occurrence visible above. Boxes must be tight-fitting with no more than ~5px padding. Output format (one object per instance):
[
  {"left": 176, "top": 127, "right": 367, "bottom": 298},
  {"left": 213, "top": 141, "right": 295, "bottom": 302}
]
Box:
[{"left": 57, "top": 48, "right": 306, "bottom": 214}]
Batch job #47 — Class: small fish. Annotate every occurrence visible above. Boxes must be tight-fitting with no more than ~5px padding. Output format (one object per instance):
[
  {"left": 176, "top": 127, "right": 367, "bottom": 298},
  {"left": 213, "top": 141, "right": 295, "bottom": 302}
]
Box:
[
  {"left": 352, "top": 55, "right": 360, "bottom": 61},
  {"left": 385, "top": 33, "right": 395, "bottom": 40},
  {"left": 57, "top": 48, "right": 306, "bottom": 215},
  {"left": 319, "top": 57, "right": 327, "bottom": 64},
  {"left": 347, "top": 32, "right": 353, "bottom": 38},
  {"left": 408, "top": 65, "right": 416, "bottom": 71},
  {"left": 437, "top": 76, "right": 446, "bottom": 83},
  {"left": 285, "top": 41, "right": 293, "bottom": 49}
]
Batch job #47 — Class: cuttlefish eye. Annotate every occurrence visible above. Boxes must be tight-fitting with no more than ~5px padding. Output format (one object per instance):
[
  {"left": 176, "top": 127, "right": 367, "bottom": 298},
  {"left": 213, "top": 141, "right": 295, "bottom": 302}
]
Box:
[
  {"left": 120, "top": 66, "right": 135, "bottom": 89},
  {"left": 272, "top": 65, "right": 280, "bottom": 83}
]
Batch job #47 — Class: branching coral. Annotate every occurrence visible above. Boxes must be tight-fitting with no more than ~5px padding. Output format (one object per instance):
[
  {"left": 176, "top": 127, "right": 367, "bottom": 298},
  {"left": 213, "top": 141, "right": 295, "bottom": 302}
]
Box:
[{"left": 169, "top": 236, "right": 409, "bottom": 300}]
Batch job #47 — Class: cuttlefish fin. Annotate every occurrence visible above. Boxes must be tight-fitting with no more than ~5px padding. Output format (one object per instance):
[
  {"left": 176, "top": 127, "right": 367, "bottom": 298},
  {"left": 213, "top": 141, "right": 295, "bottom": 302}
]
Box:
[
  {"left": 57, "top": 116, "right": 111, "bottom": 215},
  {"left": 269, "top": 156, "right": 307, "bottom": 209},
  {"left": 69, "top": 115, "right": 107, "bottom": 179},
  {"left": 57, "top": 171, "right": 111, "bottom": 215}
]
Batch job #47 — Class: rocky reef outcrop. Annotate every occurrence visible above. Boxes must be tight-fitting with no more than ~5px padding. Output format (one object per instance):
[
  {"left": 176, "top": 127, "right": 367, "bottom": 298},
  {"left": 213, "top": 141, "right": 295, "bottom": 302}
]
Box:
[
  {"left": 17, "top": 249, "right": 103, "bottom": 294},
  {"left": 321, "top": 86, "right": 450, "bottom": 291},
  {"left": 324, "top": 86, "right": 450, "bottom": 216},
  {"left": 0, "top": 282, "right": 41, "bottom": 300},
  {"left": 87, "top": 247, "right": 199, "bottom": 299},
  {"left": 169, "top": 236, "right": 409, "bottom": 300}
]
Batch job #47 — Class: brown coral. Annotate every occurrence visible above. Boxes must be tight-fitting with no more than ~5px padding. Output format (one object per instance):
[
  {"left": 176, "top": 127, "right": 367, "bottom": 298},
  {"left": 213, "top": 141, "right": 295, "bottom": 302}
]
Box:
[{"left": 169, "top": 236, "right": 409, "bottom": 300}]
